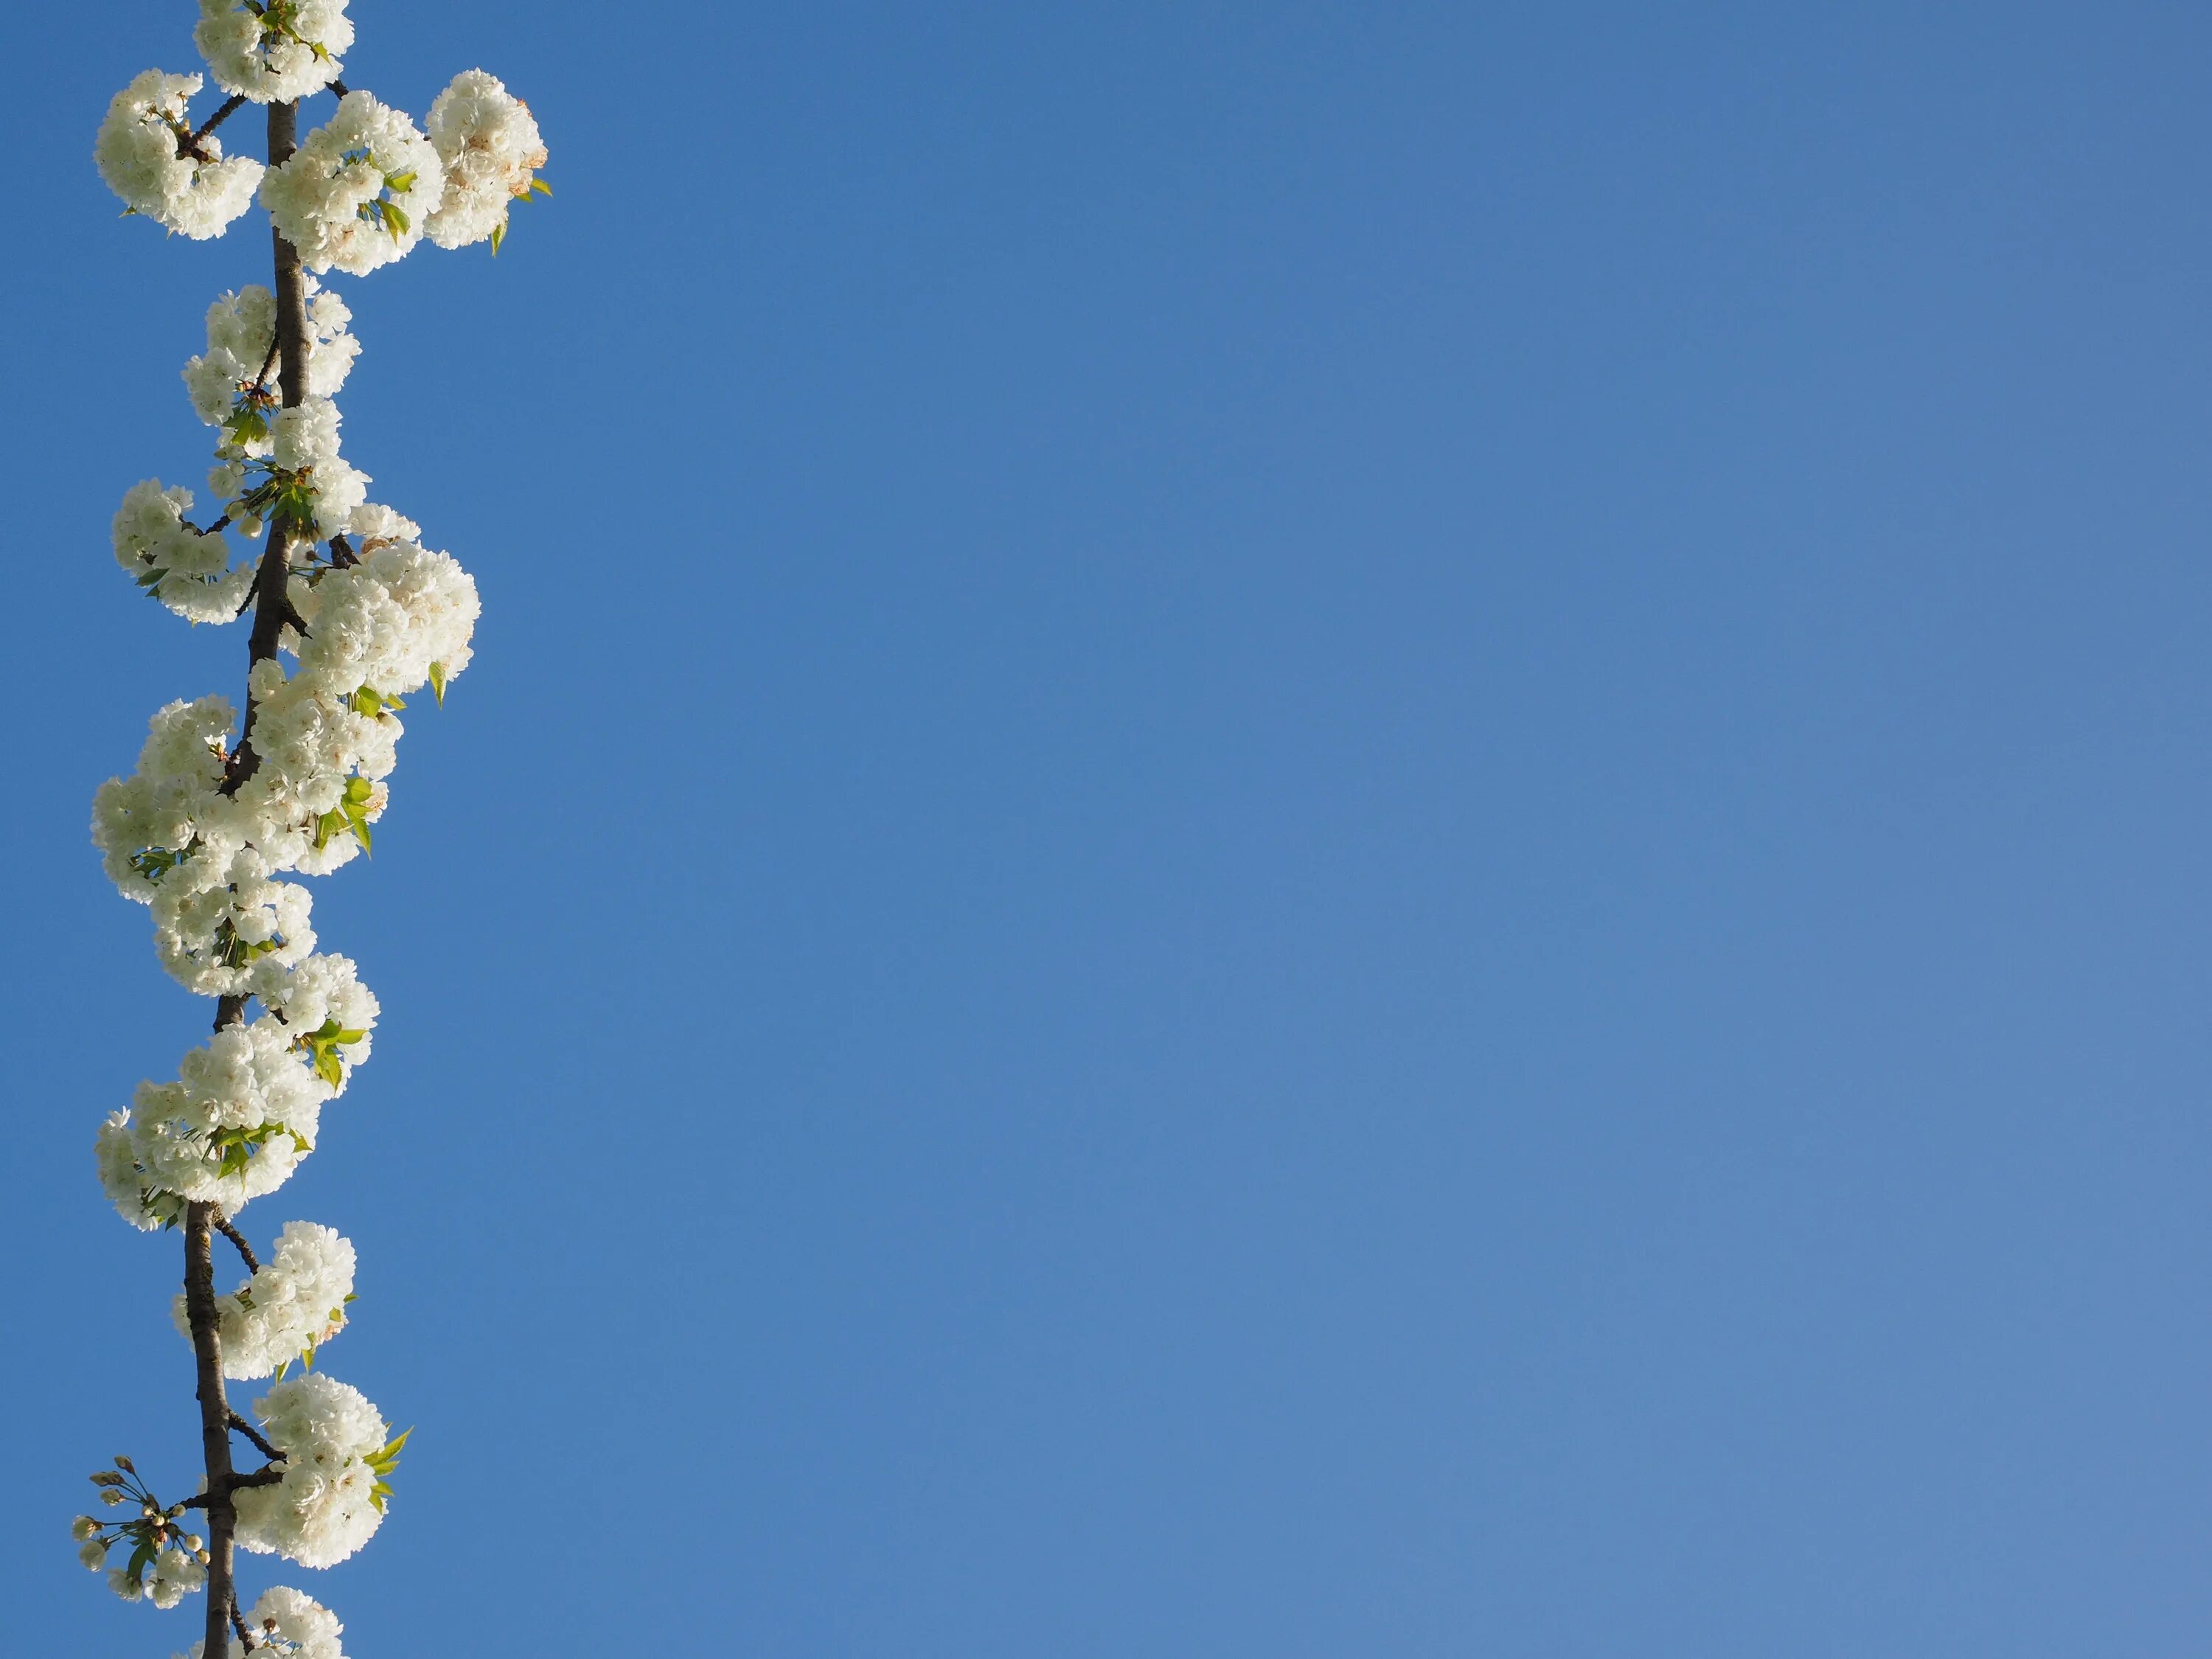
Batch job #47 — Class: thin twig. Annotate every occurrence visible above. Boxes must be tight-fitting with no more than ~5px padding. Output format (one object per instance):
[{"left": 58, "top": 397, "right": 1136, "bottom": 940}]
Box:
[
  {"left": 227, "top": 1411, "right": 285, "bottom": 1464},
  {"left": 182, "top": 1466, "right": 285, "bottom": 1509},
  {"left": 184, "top": 93, "right": 248, "bottom": 158},
  {"left": 231, "top": 1594, "right": 258, "bottom": 1650},
  {"left": 212, "top": 1213, "right": 260, "bottom": 1273}
]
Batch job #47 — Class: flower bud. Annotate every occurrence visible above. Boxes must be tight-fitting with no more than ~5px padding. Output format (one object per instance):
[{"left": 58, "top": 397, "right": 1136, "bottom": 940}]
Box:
[
  {"left": 70, "top": 1516, "right": 98, "bottom": 1540},
  {"left": 99, "top": 1489, "right": 125, "bottom": 1506},
  {"left": 113, "top": 1455, "right": 135, "bottom": 1473}
]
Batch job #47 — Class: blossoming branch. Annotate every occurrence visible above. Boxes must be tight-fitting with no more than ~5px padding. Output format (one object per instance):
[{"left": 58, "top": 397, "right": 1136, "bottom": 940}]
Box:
[{"left": 74, "top": 4, "right": 550, "bottom": 1654}]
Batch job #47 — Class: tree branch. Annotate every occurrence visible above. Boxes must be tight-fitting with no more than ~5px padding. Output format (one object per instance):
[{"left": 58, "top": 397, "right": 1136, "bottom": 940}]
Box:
[
  {"left": 212, "top": 1212, "right": 260, "bottom": 1273},
  {"left": 184, "top": 1203, "right": 239, "bottom": 1659},
  {"left": 191, "top": 97, "right": 314, "bottom": 1659},
  {"left": 181, "top": 1464, "right": 285, "bottom": 1510},
  {"left": 228, "top": 1411, "right": 285, "bottom": 1464},
  {"left": 180, "top": 93, "right": 248, "bottom": 160},
  {"left": 231, "top": 1594, "right": 258, "bottom": 1650}
]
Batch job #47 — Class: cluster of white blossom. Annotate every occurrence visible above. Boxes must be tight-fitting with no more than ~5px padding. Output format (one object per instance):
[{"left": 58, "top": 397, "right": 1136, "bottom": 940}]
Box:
[
  {"left": 262, "top": 91, "right": 445, "bottom": 275},
  {"left": 234, "top": 1375, "right": 397, "bottom": 1568},
  {"left": 112, "top": 479, "right": 254, "bottom": 623},
  {"left": 89, "top": 520, "right": 479, "bottom": 952},
  {"left": 99, "top": 1017, "right": 330, "bottom": 1228},
  {"left": 425, "top": 70, "right": 549, "bottom": 250},
  {"left": 178, "top": 1585, "right": 349, "bottom": 1659},
  {"left": 83, "top": 7, "right": 547, "bottom": 1638},
  {"left": 184, "top": 279, "right": 358, "bottom": 430},
  {"left": 123, "top": 1545, "right": 209, "bottom": 1610},
  {"left": 195, "top": 0, "right": 352, "bottom": 105},
  {"left": 94, "top": 70, "right": 263, "bottom": 240},
  {"left": 172, "top": 1220, "right": 357, "bottom": 1380},
  {"left": 74, "top": 1459, "right": 213, "bottom": 1608}
]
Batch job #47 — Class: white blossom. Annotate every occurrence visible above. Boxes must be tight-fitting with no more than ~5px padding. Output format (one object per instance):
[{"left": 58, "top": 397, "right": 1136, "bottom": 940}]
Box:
[
  {"left": 94, "top": 70, "right": 263, "bottom": 240},
  {"left": 90, "top": 695, "right": 237, "bottom": 900},
  {"left": 172, "top": 1221, "right": 356, "bottom": 1379},
  {"left": 178, "top": 1585, "right": 348, "bottom": 1659},
  {"left": 146, "top": 1545, "right": 206, "bottom": 1609},
  {"left": 232, "top": 666, "right": 396, "bottom": 875},
  {"left": 111, "top": 479, "right": 254, "bottom": 623},
  {"left": 424, "top": 69, "right": 546, "bottom": 251},
  {"left": 252, "top": 953, "right": 379, "bottom": 1073},
  {"left": 100, "top": 1019, "right": 330, "bottom": 1223},
  {"left": 292, "top": 533, "right": 481, "bottom": 699},
  {"left": 260, "top": 92, "right": 444, "bottom": 276},
  {"left": 234, "top": 1375, "right": 392, "bottom": 1568},
  {"left": 195, "top": 0, "right": 352, "bottom": 105},
  {"left": 183, "top": 279, "right": 359, "bottom": 439},
  {"left": 151, "top": 846, "right": 315, "bottom": 995}
]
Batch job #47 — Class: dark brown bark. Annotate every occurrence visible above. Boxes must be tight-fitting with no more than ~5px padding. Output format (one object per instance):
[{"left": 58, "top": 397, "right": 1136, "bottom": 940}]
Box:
[
  {"left": 187, "top": 97, "right": 315, "bottom": 1658},
  {"left": 181, "top": 94, "right": 248, "bottom": 160},
  {"left": 213, "top": 1211, "right": 261, "bottom": 1273},
  {"left": 186, "top": 1202, "right": 239, "bottom": 1659},
  {"left": 228, "top": 1411, "right": 286, "bottom": 1464}
]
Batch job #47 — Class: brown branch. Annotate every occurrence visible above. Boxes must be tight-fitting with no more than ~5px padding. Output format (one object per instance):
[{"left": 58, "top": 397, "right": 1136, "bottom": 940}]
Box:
[
  {"left": 231, "top": 1594, "right": 258, "bottom": 1650},
  {"left": 180, "top": 94, "right": 248, "bottom": 160},
  {"left": 228, "top": 1411, "right": 285, "bottom": 1464},
  {"left": 212, "top": 1212, "right": 260, "bottom": 1273},
  {"left": 181, "top": 1465, "right": 285, "bottom": 1511},
  {"left": 184, "top": 1203, "right": 239, "bottom": 1659},
  {"left": 190, "top": 97, "right": 314, "bottom": 1659}
]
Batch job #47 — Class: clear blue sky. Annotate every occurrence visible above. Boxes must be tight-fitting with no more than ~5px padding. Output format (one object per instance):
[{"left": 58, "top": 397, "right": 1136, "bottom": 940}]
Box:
[{"left": 8, "top": 1, "right": 2212, "bottom": 1652}]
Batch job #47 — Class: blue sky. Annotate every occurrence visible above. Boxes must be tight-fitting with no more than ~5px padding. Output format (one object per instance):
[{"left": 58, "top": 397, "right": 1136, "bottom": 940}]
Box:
[{"left": 9, "top": 1, "right": 2212, "bottom": 1652}]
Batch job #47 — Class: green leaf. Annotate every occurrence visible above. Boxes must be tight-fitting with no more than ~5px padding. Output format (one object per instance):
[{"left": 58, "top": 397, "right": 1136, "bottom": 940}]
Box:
[
  {"left": 529, "top": 177, "right": 553, "bottom": 197},
  {"left": 489, "top": 220, "right": 506, "bottom": 257},
  {"left": 428, "top": 661, "right": 448, "bottom": 704}
]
